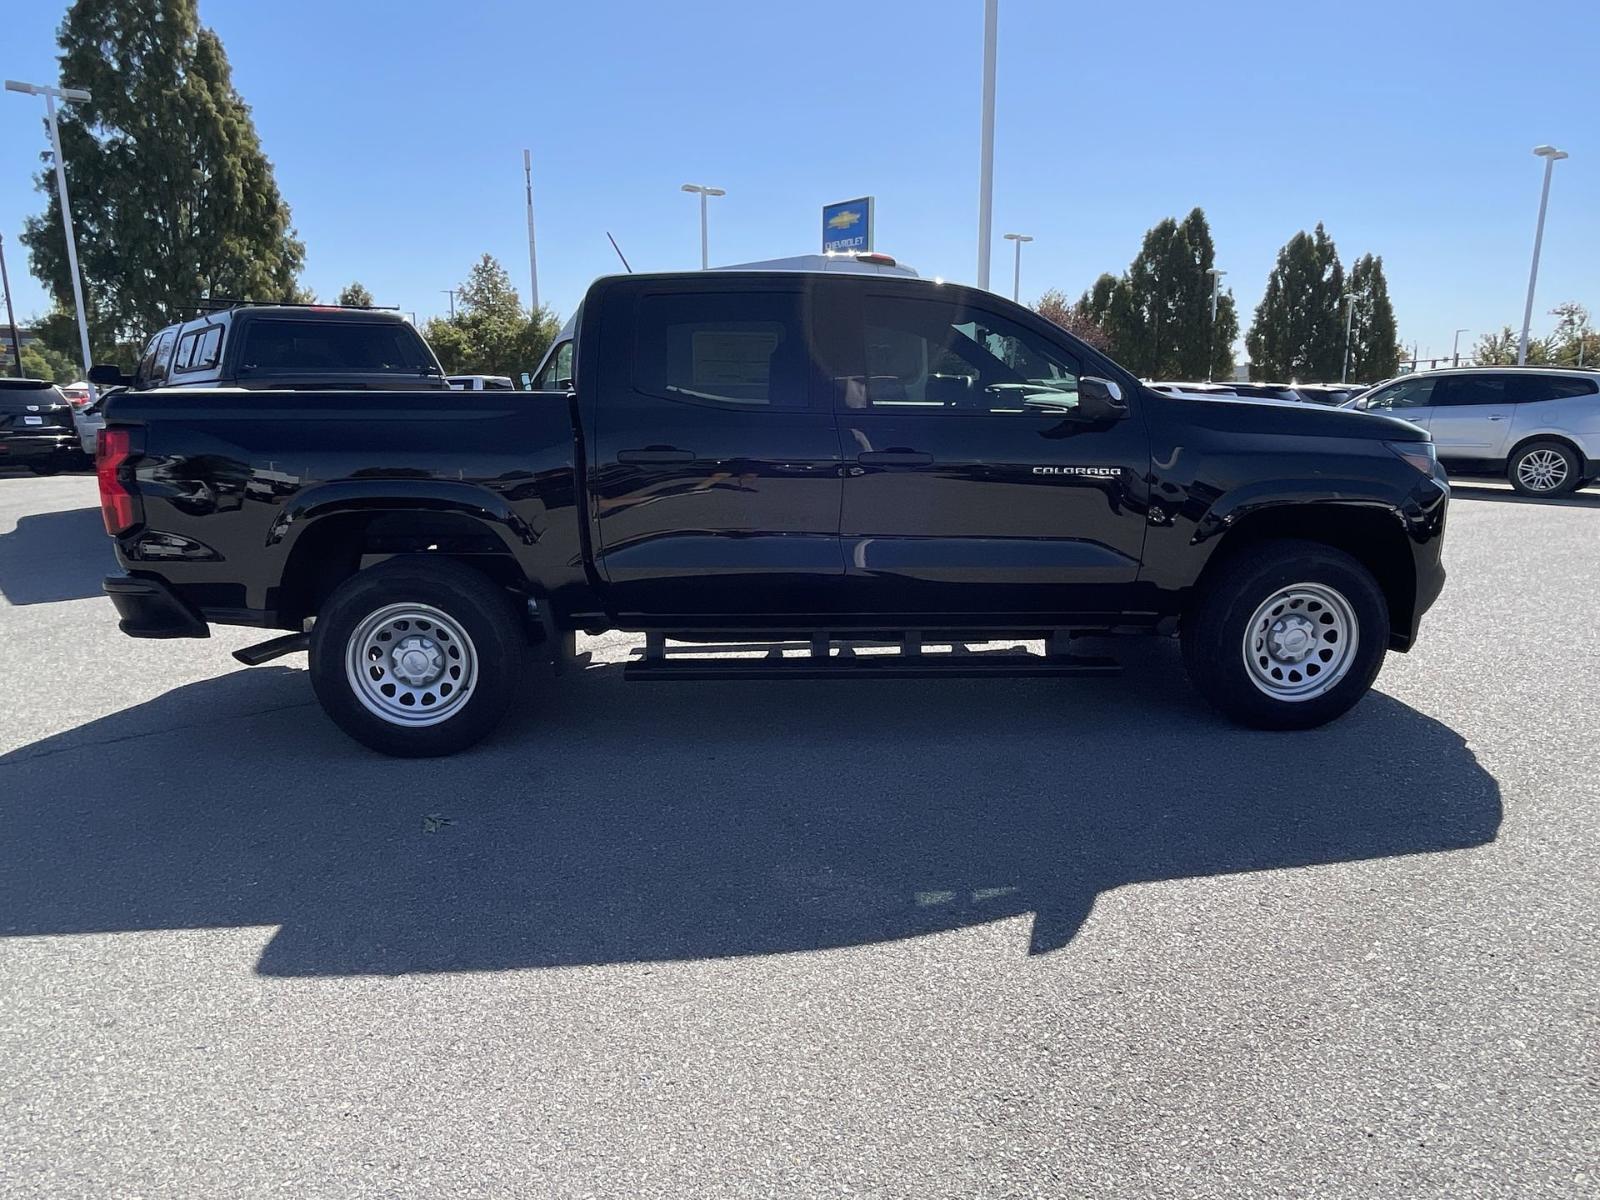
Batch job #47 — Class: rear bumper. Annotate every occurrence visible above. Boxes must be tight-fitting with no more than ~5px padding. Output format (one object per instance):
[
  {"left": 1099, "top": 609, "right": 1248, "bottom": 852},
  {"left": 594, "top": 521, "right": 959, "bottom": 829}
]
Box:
[
  {"left": 103, "top": 574, "right": 211, "bottom": 639},
  {"left": 0, "top": 431, "right": 78, "bottom": 462}
]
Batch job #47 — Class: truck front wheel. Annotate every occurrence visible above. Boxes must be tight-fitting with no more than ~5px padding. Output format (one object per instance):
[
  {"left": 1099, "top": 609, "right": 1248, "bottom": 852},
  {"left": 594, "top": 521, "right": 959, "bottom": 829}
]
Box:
[
  {"left": 309, "top": 557, "right": 525, "bottom": 756},
  {"left": 1182, "top": 540, "right": 1389, "bottom": 730}
]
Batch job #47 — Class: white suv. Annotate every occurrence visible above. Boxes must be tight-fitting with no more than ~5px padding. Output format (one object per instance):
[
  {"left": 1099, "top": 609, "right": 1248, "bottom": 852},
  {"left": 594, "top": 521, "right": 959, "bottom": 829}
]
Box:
[{"left": 1351, "top": 367, "right": 1600, "bottom": 496}]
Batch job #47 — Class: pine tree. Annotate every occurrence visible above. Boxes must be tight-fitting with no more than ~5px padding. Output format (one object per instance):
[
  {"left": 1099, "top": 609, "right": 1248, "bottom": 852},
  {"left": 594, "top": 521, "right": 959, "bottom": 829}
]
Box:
[
  {"left": 1345, "top": 254, "right": 1399, "bottom": 382},
  {"left": 20, "top": 0, "right": 305, "bottom": 353},
  {"left": 423, "top": 254, "right": 560, "bottom": 377},
  {"left": 1245, "top": 224, "right": 1345, "bottom": 381},
  {"left": 1074, "top": 209, "right": 1234, "bottom": 379},
  {"left": 337, "top": 282, "right": 375, "bottom": 308}
]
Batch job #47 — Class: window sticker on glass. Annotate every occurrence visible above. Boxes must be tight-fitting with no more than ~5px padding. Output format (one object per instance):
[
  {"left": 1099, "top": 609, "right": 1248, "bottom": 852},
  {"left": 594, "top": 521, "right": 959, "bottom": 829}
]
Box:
[{"left": 691, "top": 330, "right": 779, "bottom": 388}]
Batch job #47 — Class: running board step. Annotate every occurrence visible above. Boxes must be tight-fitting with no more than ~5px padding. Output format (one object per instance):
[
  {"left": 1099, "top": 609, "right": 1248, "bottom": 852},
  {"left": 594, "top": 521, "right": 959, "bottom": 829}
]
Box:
[
  {"left": 623, "top": 631, "right": 1119, "bottom": 682},
  {"left": 233, "top": 631, "right": 310, "bottom": 666}
]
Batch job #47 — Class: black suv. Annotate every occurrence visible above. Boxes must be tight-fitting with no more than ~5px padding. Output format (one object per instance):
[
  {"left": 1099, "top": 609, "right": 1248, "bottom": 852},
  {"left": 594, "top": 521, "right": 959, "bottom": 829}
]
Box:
[
  {"left": 91, "top": 305, "right": 447, "bottom": 394},
  {"left": 0, "top": 379, "right": 80, "bottom": 474}
]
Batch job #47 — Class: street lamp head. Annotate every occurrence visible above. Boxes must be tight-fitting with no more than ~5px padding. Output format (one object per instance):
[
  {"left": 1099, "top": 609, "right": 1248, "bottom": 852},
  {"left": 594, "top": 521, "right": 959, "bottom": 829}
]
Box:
[
  {"left": 60, "top": 87, "right": 91, "bottom": 102},
  {"left": 5, "top": 80, "right": 38, "bottom": 95},
  {"left": 1532, "top": 145, "right": 1569, "bottom": 161},
  {"left": 6, "top": 80, "right": 90, "bottom": 101},
  {"left": 681, "top": 184, "right": 726, "bottom": 196},
  {"left": 1207, "top": 267, "right": 1227, "bottom": 278},
  {"left": 1002, "top": 232, "right": 1032, "bottom": 243}
]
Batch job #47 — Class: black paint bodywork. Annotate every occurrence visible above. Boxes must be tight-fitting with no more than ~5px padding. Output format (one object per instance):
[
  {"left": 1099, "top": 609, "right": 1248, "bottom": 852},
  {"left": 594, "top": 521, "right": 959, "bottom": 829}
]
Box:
[{"left": 100, "top": 272, "right": 1449, "bottom": 650}]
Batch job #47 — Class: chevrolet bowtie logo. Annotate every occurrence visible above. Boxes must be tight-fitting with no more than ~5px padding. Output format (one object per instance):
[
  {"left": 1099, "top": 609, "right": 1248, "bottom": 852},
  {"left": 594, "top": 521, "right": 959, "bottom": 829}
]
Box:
[{"left": 827, "top": 209, "right": 862, "bottom": 230}]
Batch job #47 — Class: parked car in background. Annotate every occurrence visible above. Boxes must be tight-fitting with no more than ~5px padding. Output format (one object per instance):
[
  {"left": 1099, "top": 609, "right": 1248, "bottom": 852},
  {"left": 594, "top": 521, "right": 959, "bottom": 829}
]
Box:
[
  {"left": 73, "top": 391, "right": 109, "bottom": 458},
  {"left": 447, "top": 375, "right": 516, "bottom": 391},
  {"left": 0, "top": 379, "right": 81, "bottom": 474},
  {"left": 88, "top": 304, "right": 448, "bottom": 395},
  {"left": 1348, "top": 366, "right": 1599, "bottom": 495},
  {"left": 1145, "top": 381, "right": 1240, "bottom": 398},
  {"left": 1225, "top": 382, "right": 1311, "bottom": 403},
  {"left": 58, "top": 380, "right": 92, "bottom": 409}
]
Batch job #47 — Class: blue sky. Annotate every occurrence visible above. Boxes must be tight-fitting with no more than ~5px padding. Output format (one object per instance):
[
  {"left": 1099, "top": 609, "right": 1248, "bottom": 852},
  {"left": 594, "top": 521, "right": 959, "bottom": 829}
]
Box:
[{"left": 2, "top": 0, "right": 1596, "bottom": 364}]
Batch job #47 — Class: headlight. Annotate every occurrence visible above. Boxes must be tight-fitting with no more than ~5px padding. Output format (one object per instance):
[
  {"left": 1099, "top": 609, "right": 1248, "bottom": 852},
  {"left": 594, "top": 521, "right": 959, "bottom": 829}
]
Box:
[{"left": 1386, "top": 441, "right": 1437, "bottom": 476}]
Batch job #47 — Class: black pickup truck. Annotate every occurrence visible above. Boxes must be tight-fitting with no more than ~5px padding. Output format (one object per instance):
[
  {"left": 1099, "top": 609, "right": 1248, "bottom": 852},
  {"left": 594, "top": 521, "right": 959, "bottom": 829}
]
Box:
[{"left": 97, "top": 270, "right": 1449, "bottom": 755}]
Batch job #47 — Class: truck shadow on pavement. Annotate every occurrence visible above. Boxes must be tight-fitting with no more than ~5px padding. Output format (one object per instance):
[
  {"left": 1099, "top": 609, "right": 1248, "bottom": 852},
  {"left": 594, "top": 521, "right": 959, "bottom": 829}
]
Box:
[
  {"left": 0, "top": 505, "right": 111, "bottom": 604},
  {"left": 0, "top": 642, "right": 1502, "bottom": 976}
]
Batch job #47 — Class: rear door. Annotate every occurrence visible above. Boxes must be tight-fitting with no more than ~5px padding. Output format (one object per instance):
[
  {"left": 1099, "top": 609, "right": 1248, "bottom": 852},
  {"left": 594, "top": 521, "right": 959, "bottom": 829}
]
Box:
[
  {"left": 587, "top": 277, "right": 845, "bottom": 618},
  {"left": 825, "top": 281, "right": 1150, "bottom": 619},
  {"left": 1427, "top": 374, "right": 1513, "bottom": 461}
]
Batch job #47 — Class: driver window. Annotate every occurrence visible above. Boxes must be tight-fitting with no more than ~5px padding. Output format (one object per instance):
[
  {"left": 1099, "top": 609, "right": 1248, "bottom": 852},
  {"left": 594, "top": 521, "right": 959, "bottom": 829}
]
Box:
[
  {"left": 852, "top": 295, "right": 1080, "bottom": 415},
  {"left": 537, "top": 340, "right": 573, "bottom": 390},
  {"left": 1365, "top": 376, "right": 1435, "bottom": 410}
]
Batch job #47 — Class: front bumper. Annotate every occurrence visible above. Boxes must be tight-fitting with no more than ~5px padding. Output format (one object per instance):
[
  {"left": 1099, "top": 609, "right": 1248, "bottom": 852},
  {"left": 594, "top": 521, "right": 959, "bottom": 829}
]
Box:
[{"left": 103, "top": 574, "right": 211, "bottom": 639}]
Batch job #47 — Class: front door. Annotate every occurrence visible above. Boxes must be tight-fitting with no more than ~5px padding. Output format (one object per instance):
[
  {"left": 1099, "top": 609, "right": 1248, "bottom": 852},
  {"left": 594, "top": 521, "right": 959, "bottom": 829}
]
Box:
[
  {"left": 826, "top": 283, "right": 1151, "bottom": 620},
  {"left": 588, "top": 280, "right": 844, "bottom": 619},
  {"left": 1360, "top": 374, "right": 1438, "bottom": 432}
]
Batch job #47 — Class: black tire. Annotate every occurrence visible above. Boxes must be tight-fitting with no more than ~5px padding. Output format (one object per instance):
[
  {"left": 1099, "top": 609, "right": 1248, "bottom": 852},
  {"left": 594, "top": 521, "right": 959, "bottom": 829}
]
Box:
[
  {"left": 309, "top": 556, "right": 525, "bottom": 757},
  {"left": 1182, "top": 539, "right": 1389, "bottom": 731},
  {"left": 1507, "top": 440, "right": 1580, "bottom": 497},
  {"left": 27, "top": 459, "right": 63, "bottom": 477}
]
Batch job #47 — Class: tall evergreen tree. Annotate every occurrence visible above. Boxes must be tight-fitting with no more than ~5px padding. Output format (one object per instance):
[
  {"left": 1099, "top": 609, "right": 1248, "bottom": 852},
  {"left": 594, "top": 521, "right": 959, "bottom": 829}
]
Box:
[
  {"left": 337, "top": 282, "right": 375, "bottom": 308},
  {"left": 1344, "top": 254, "right": 1399, "bottom": 382},
  {"left": 1245, "top": 224, "right": 1345, "bottom": 381},
  {"left": 423, "top": 254, "right": 560, "bottom": 377},
  {"left": 21, "top": 0, "right": 305, "bottom": 352},
  {"left": 1074, "top": 208, "right": 1235, "bottom": 379}
]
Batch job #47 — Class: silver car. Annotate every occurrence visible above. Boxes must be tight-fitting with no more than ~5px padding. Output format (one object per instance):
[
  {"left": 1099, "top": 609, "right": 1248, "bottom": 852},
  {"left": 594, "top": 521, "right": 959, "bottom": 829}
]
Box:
[{"left": 1350, "top": 367, "right": 1600, "bottom": 496}]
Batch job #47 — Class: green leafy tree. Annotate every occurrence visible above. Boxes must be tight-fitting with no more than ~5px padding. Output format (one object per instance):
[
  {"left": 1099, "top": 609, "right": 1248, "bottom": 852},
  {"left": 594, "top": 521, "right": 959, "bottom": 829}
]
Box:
[
  {"left": 21, "top": 0, "right": 305, "bottom": 353},
  {"left": 1072, "top": 208, "right": 1236, "bottom": 379},
  {"left": 423, "top": 254, "right": 559, "bottom": 378},
  {"left": 1547, "top": 301, "right": 1597, "bottom": 366},
  {"left": 16, "top": 343, "right": 78, "bottom": 382},
  {"left": 1033, "top": 288, "right": 1110, "bottom": 353},
  {"left": 1344, "top": 254, "right": 1400, "bottom": 382},
  {"left": 337, "top": 282, "right": 375, "bottom": 308},
  {"left": 1245, "top": 224, "right": 1345, "bottom": 381}
]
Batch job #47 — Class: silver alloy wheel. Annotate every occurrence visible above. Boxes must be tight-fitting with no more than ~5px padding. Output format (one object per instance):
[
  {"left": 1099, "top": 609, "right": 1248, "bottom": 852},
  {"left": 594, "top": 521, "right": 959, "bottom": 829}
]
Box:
[
  {"left": 1515, "top": 448, "right": 1569, "bottom": 492},
  {"left": 344, "top": 602, "right": 478, "bottom": 727},
  {"left": 1241, "top": 582, "right": 1359, "bottom": 702}
]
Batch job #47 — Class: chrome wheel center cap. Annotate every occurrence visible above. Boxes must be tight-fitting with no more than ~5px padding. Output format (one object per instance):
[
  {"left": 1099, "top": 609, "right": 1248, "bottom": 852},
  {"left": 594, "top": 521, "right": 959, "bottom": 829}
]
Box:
[
  {"left": 1269, "top": 617, "right": 1316, "bottom": 662},
  {"left": 391, "top": 636, "right": 443, "bottom": 685}
]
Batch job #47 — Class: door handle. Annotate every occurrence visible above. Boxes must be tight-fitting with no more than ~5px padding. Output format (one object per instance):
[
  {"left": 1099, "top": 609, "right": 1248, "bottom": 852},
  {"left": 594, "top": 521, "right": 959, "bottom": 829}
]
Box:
[
  {"left": 857, "top": 450, "right": 934, "bottom": 466},
  {"left": 617, "top": 447, "right": 695, "bottom": 464},
  {"left": 1488, "top": 415, "right": 1507, "bottom": 421}
]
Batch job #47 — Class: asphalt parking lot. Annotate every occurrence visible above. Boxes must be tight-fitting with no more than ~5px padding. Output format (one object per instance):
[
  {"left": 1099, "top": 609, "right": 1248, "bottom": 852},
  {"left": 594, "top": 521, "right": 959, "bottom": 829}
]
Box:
[{"left": 1, "top": 471, "right": 1595, "bottom": 1198}]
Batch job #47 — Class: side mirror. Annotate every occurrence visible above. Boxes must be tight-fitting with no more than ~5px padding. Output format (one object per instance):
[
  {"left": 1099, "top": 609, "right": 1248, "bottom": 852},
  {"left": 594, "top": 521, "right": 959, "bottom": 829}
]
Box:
[
  {"left": 1076, "top": 376, "right": 1129, "bottom": 422},
  {"left": 89, "top": 363, "right": 131, "bottom": 388}
]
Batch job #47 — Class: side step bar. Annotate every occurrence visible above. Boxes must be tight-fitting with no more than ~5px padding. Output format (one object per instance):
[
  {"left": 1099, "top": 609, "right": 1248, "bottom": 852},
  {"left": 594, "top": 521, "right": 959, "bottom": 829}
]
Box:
[
  {"left": 623, "top": 631, "right": 1119, "bottom": 682},
  {"left": 233, "top": 631, "right": 309, "bottom": 666}
]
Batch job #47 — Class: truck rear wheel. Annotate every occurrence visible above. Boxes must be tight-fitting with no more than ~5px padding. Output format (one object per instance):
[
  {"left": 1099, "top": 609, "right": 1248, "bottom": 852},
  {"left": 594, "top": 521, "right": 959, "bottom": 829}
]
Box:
[
  {"left": 1182, "top": 539, "right": 1388, "bottom": 730},
  {"left": 309, "top": 557, "right": 524, "bottom": 756}
]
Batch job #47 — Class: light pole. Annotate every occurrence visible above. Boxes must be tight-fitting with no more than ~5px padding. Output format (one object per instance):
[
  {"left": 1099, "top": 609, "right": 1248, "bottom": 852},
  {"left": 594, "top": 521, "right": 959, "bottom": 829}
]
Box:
[
  {"left": 522, "top": 149, "right": 539, "bottom": 313},
  {"left": 0, "top": 234, "right": 23, "bottom": 378},
  {"left": 1452, "top": 328, "right": 1468, "bottom": 367},
  {"left": 1206, "top": 267, "right": 1227, "bottom": 381},
  {"left": 1002, "top": 232, "right": 1032, "bottom": 302},
  {"left": 1341, "top": 292, "right": 1356, "bottom": 383},
  {"left": 6, "top": 79, "right": 94, "bottom": 393},
  {"left": 680, "top": 183, "right": 725, "bottom": 270},
  {"left": 442, "top": 289, "right": 456, "bottom": 319},
  {"left": 976, "top": 0, "right": 999, "bottom": 290},
  {"left": 1519, "top": 145, "right": 1568, "bottom": 365}
]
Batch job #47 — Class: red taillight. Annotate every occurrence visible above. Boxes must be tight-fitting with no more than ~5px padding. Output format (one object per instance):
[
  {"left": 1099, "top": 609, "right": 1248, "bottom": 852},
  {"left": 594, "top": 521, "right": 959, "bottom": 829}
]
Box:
[{"left": 97, "top": 427, "right": 137, "bottom": 535}]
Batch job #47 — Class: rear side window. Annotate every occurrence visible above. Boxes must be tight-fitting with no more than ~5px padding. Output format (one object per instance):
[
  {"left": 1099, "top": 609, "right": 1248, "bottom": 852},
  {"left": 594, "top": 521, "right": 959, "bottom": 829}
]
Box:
[
  {"left": 239, "top": 320, "right": 435, "bottom": 376},
  {"left": 634, "top": 292, "right": 808, "bottom": 408},
  {"left": 145, "top": 329, "right": 178, "bottom": 386},
  {"left": 1433, "top": 376, "right": 1510, "bottom": 406},
  {"left": 1508, "top": 375, "right": 1598, "bottom": 403},
  {"left": 173, "top": 326, "right": 222, "bottom": 373}
]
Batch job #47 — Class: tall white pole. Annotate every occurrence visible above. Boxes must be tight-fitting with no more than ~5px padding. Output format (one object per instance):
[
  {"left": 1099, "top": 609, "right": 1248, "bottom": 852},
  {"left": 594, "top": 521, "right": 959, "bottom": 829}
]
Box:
[
  {"left": 699, "top": 190, "right": 709, "bottom": 270},
  {"left": 1452, "top": 328, "right": 1467, "bottom": 367},
  {"left": 1012, "top": 237, "right": 1022, "bottom": 301},
  {"left": 1519, "top": 147, "right": 1566, "bottom": 365},
  {"left": 522, "top": 149, "right": 539, "bottom": 313},
  {"left": 1341, "top": 293, "right": 1355, "bottom": 383},
  {"left": 976, "top": 0, "right": 998, "bottom": 290},
  {"left": 1207, "top": 267, "right": 1227, "bottom": 382},
  {"left": 42, "top": 91, "right": 95, "bottom": 392}
]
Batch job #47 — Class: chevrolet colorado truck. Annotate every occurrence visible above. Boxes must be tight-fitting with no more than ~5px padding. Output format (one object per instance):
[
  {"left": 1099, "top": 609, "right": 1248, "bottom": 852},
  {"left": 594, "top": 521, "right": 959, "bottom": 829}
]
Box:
[{"left": 97, "top": 270, "right": 1449, "bottom": 756}]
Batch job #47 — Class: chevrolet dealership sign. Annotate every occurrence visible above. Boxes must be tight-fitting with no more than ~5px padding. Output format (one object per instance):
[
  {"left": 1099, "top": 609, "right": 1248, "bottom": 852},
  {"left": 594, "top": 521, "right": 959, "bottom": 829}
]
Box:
[{"left": 822, "top": 196, "right": 873, "bottom": 253}]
